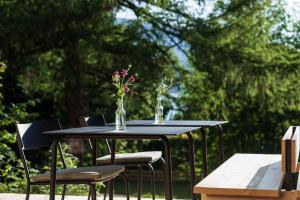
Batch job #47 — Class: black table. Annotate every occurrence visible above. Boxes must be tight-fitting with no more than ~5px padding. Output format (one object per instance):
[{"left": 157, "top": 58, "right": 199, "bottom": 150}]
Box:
[
  {"left": 109, "top": 120, "right": 228, "bottom": 200},
  {"left": 44, "top": 126, "right": 201, "bottom": 200}
]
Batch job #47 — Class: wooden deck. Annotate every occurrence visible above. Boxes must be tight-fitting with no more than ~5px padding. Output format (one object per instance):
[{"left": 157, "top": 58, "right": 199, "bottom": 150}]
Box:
[{"left": 0, "top": 193, "right": 178, "bottom": 200}]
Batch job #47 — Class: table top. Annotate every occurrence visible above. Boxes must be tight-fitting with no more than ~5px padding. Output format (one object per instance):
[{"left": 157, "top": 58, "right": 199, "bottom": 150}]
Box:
[
  {"left": 43, "top": 126, "right": 200, "bottom": 137},
  {"left": 108, "top": 120, "right": 229, "bottom": 127},
  {"left": 193, "top": 153, "right": 283, "bottom": 198}
]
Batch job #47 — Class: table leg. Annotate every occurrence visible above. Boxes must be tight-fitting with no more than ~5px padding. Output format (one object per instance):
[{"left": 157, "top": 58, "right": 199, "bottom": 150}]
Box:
[
  {"left": 159, "top": 158, "right": 167, "bottom": 200},
  {"left": 137, "top": 138, "right": 144, "bottom": 199},
  {"left": 200, "top": 128, "right": 208, "bottom": 178},
  {"left": 92, "top": 139, "right": 97, "bottom": 165},
  {"left": 186, "top": 132, "right": 196, "bottom": 200},
  {"left": 216, "top": 125, "right": 224, "bottom": 164},
  {"left": 138, "top": 140, "right": 143, "bottom": 151},
  {"left": 90, "top": 139, "right": 97, "bottom": 200},
  {"left": 137, "top": 165, "right": 142, "bottom": 200},
  {"left": 109, "top": 139, "right": 116, "bottom": 200},
  {"left": 90, "top": 183, "right": 97, "bottom": 200},
  {"left": 161, "top": 136, "right": 173, "bottom": 200},
  {"left": 50, "top": 139, "right": 58, "bottom": 200}
]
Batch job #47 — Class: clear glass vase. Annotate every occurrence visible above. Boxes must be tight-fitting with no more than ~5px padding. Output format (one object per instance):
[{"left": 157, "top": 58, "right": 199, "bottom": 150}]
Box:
[
  {"left": 115, "top": 97, "right": 126, "bottom": 130},
  {"left": 154, "top": 95, "right": 164, "bottom": 124}
]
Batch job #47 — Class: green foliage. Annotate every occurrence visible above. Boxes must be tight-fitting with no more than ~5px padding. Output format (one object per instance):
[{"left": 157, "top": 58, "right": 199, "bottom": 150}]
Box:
[
  {"left": 0, "top": 63, "right": 80, "bottom": 194},
  {"left": 177, "top": 0, "right": 300, "bottom": 172},
  {"left": 0, "top": 0, "right": 179, "bottom": 195},
  {"left": 0, "top": 0, "right": 178, "bottom": 126},
  {"left": 0, "top": 63, "right": 28, "bottom": 192}
]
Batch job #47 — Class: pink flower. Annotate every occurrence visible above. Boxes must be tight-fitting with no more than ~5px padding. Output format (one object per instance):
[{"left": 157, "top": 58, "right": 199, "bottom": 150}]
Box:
[
  {"left": 128, "top": 75, "right": 136, "bottom": 83},
  {"left": 121, "top": 69, "right": 128, "bottom": 77},
  {"left": 124, "top": 84, "right": 129, "bottom": 93},
  {"left": 112, "top": 70, "right": 120, "bottom": 82}
]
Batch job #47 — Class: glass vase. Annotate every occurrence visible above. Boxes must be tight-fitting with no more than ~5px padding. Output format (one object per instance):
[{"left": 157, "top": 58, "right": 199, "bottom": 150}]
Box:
[
  {"left": 115, "top": 97, "right": 126, "bottom": 130},
  {"left": 154, "top": 95, "right": 164, "bottom": 124}
]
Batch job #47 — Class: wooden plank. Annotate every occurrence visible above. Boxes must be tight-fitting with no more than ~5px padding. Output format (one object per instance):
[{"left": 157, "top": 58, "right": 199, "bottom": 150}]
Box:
[
  {"left": 204, "top": 191, "right": 297, "bottom": 200},
  {"left": 194, "top": 154, "right": 283, "bottom": 198},
  {"left": 291, "top": 127, "right": 300, "bottom": 172},
  {"left": 282, "top": 127, "right": 294, "bottom": 173}
]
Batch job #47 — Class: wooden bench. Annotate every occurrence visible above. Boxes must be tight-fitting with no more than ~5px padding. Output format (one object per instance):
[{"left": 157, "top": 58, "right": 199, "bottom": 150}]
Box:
[{"left": 194, "top": 126, "right": 300, "bottom": 200}]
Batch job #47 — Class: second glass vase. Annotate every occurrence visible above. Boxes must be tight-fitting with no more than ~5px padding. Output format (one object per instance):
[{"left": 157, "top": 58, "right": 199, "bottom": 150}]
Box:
[{"left": 154, "top": 95, "right": 164, "bottom": 124}]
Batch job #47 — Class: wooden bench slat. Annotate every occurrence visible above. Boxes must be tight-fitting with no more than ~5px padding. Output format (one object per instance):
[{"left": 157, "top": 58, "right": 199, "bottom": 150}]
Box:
[
  {"left": 202, "top": 191, "right": 297, "bottom": 200},
  {"left": 194, "top": 154, "right": 283, "bottom": 198},
  {"left": 291, "top": 127, "right": 300, "bottom": 172},
  {"left": 281, "top": 126, "right": 294, "bottom": 173}
]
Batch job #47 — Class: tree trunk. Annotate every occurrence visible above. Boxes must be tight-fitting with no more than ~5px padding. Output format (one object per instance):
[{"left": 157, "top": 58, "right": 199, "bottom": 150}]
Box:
[
  {"left": 63, "top": 44, "right": 85, "bottom": 128},
  {"left": 63, "top": 44, "right": 85, "bottom": 163}
]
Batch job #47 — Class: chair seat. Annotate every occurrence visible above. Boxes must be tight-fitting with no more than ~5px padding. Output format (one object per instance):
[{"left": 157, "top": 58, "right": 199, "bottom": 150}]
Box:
[
  {"left": 31, "top": 165, "right": 124, "bottom": 182},
  {"left": 96, "top": 151, "right": 162, "bottom": 165}
]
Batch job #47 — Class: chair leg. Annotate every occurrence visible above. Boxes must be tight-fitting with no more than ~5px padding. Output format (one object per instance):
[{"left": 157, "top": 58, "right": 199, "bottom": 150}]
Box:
[
  {"left": 89, "top": 183, "right": 97, "bottom": 200},
  {"left": 25, "top": 183, "right": 30, "bottom": 200},
  {"left": 120, "top": 173, "right": 130, "bottom": 200},
  {"left": 147, "top": 164, "right": 155, "bottom": 200},
  {"left": 159, "top": 158, "right": 167, "bottom": 199},
  {"left": 103, "top": 182, "right": 109, "bottom": 200},
  {"left": 137, "top": 165, "right": 142, "bottom": 200},
  {"left": 61, "top": 185, "right": 67, "bottom": 200},
  {"left": 87, "top": 187, "right": 91, "bottom": 200}
]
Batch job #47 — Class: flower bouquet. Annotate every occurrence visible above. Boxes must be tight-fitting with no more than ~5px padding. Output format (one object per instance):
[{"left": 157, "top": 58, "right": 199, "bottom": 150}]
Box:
[
  {"left": 153, "top": 77, "right": 172, "bottom": 124},
  {"left": 112, "top": 65, "right": 136, "bottom": 130}
]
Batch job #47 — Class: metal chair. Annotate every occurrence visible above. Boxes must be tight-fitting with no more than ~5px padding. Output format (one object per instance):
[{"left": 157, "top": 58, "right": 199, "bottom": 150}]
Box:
[
  {"left": 79, "top": 115, "right": 166, "bottom": 200},
  {"left": 16, "top": 119, "right": 127, "bottom": 200}
]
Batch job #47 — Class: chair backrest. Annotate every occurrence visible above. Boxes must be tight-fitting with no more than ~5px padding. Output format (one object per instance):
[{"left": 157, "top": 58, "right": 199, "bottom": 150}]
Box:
[
  {"left": 16, "top": 119, "right": 63, "bottom": 182},
  {"left": 78, "top": 115, "right": 111, "bottom": 154},
  {"left": 16, "top": 119, "right": 61, "bottom": 150},
  {"left": 85, "top": 115, "right": 107, "bottom": 126}
]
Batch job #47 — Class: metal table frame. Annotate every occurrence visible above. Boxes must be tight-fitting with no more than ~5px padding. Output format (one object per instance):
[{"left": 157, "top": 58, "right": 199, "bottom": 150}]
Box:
[
  {"left": 109, "top": 120, "right": 228, "bottom": 200},
  {"left": 44, "top": 126, "right": 201, "bottom": 200}
]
